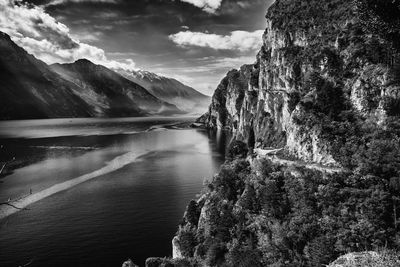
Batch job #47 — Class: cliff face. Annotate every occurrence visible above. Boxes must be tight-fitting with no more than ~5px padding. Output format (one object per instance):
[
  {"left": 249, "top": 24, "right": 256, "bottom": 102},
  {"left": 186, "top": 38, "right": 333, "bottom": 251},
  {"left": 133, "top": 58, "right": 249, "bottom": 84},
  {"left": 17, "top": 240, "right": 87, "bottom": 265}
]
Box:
[
  {"left": 200, "top": 0, "right": 400, "bottom": 165},
  {"left": 144, "top": 1, "right": 400, "bottom": 266}
]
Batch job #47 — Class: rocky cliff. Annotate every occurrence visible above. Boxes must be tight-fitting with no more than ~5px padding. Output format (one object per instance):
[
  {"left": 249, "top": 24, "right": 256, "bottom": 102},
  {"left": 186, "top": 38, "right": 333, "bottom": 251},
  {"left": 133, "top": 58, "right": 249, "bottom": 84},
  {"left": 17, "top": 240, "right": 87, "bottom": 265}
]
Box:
[
  {"left": 134, "top": 1, "right": 400, "bottom": 266},
  {"left": 147, "top": 0, "right": 400, "bottom": 266},
  {"left": 199, "top": 0, "right": 400, "bottom": 166}
]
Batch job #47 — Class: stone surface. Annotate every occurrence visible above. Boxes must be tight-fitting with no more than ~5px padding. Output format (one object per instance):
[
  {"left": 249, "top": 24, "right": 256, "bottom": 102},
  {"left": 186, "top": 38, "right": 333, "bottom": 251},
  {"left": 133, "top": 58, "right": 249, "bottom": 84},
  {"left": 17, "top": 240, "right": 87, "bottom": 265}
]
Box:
[
  {"left": 172, "top": 236, "right": 183, "bottom": 259},
  {"left": 199, "top": 1, "right": 400, "bottom": 166},
  {"left": 122, "top": 259, "right": 139, "bottom": 267}
]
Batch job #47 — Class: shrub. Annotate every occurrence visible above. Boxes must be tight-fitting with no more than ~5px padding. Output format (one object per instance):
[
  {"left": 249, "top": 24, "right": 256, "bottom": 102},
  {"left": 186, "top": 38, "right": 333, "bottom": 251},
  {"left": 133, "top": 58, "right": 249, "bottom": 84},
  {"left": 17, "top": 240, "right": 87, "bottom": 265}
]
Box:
[
  {"left": 185, "top": 200, "right": 200, "bottom": 226},
  {"left": 177, "top": 229, "right": 197, "bottom": 258},
  {"left": 227, "top": 140, "right": 248, "bottom": 159},
  {"left": 226, "top": 241, "right": 263, "bottom": 267},
  {"left": 205, "top": 242, "right": 227, "bottom": 267}
]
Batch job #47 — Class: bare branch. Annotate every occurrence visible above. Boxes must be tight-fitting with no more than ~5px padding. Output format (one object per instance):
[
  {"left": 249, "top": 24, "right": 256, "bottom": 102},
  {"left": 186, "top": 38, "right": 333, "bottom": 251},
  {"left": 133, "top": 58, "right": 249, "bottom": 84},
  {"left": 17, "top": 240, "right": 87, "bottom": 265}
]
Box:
[
  {"left": 19, "top": 258, "right": 35, "bottom": 267},
  {"left": 0, "top": 201, "right": 28, "bottom": 210},
  {"left": 0, "top": 157, "right": 15, "bottom": 176},
  {"left": 0, "top": 162, "right": 6, "bottom": 175}
]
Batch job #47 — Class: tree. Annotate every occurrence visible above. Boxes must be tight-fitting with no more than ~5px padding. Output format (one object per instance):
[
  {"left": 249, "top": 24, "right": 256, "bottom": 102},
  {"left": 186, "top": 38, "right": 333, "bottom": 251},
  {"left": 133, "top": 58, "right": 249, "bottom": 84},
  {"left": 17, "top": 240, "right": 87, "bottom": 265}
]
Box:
[
  {"left": 227, "top": 140, "right": 248, "bottom": 159},
  {"left": 390, "top": 177, "right": 400, "bottom": 230},
  {"left": 226, "top": 240, "right": 263, "bottom": 267},
  {"left": 185, "top": 200, "right": 200, "bottom": 226},
  {"left": 355, "top": 0, "right": 400, "bottom": 51},
  {"left": 177, "top": 229, "right": 197, "bottom": 258}
]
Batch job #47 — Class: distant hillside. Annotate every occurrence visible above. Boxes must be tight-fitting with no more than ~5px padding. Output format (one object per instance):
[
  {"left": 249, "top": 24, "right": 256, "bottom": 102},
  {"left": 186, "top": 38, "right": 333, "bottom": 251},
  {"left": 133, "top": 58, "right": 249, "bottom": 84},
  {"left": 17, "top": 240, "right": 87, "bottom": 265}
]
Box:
[
  {"left": 117, "top": 69, "right": 210, "bottom": 114},
  {"left": 51, "top": 60, "right": 181, "bottom": 116},
  {"left": 0, "top": 32, "right": 95, "bottom": 119},
  {"left": 0, "top": 31, "right": 181, "bottom": 120}
]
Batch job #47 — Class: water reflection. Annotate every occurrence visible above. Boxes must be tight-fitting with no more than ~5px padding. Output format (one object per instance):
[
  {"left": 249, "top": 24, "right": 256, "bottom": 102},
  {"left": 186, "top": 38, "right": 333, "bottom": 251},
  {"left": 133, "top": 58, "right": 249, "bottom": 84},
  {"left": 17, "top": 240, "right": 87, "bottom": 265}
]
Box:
[{"left": 206, "top": 128, "right": 232, "bottom": 156}]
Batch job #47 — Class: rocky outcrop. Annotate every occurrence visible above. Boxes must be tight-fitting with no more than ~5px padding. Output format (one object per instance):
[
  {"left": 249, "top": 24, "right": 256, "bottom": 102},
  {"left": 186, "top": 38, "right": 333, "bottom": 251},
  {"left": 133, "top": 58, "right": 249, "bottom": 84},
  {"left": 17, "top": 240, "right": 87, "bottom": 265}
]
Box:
[
  {"left": 172, "top": 236, "right": 184, "bottom": 259},
  {"left": 200, "top": 0, "right": 400, "bottom": 166},
  {"left": 122, "top": 259, "right": 139, "bottom": 267}
]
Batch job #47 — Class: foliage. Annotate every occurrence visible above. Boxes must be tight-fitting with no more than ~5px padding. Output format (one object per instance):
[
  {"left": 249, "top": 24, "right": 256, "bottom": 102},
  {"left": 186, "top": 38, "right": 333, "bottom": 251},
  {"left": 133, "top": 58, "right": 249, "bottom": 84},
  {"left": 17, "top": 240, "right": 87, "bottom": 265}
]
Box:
[
  {"left": 225, "top": 240, "right": 263, "bottom": 267},
  {"left": 177, "top": 229, "right": 197, "bottom": 258},
  {"left": 173, "top": 0, "right": 400, "bottom": 266},
  {"left": 328, "top": 249, "right": 400, "bottom": 267},
  {"left": 176, "top": 120, "right": 400, "bottom": 265},
  {"left": 355, "top": 0, "right": 400, "bottom": 51},
  {"left": 145, "top": 257, "right": 199, "bottom": 267},
  {"left": 267, "top": 0, "right": 353, "bottom": 36},
  {"left": 226, "top": 140, "right": 248, "bottom": 159},
  {"left": 205, "top": 241, "right": 227, "bottom": 267},
  {"left": 185, "top": 200, "right": 200, "bottom": 226}
]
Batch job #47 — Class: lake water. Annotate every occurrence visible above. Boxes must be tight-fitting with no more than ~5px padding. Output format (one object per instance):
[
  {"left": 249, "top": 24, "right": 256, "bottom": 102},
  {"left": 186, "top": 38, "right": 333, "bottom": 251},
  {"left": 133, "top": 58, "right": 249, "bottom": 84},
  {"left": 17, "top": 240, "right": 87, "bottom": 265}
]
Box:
[{"left": 0, "top": 117, "right": 228, "bottom": 267}]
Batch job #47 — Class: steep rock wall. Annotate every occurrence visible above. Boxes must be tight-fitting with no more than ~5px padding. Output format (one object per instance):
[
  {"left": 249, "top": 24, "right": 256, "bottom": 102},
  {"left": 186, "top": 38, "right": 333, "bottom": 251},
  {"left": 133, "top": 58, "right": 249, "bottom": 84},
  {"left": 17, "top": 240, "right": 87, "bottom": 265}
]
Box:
[{"left": 200, "top": 0, "right": 400, "bottom": 166}]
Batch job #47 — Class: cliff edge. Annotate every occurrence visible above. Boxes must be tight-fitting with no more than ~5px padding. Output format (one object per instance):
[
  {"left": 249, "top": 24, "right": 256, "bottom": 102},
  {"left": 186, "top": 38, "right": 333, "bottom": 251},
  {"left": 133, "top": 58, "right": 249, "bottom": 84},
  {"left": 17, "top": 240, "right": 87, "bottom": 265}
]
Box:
[
  {"left": 144, "top": 0, "right": 400, "bottom": 266},
  {"left": 199, "top": 0, "right": 400, "bottom": 166}
]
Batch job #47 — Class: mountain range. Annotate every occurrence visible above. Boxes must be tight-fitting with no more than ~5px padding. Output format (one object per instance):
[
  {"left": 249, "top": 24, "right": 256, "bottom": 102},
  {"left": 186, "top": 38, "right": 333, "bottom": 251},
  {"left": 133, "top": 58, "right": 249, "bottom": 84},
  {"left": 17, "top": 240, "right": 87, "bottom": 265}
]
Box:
[
  {"left": 117, "top": 69, "right": 210, "bottom": 114},
  {"left": 0, "top": 31, "right": 209, "bottom": 120}
]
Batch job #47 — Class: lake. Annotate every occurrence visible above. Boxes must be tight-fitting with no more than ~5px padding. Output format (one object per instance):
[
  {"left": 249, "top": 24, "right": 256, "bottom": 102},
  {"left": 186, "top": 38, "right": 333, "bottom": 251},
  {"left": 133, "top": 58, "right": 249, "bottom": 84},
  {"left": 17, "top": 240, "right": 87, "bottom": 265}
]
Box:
[{"left": 0, "top": 117, "right": 228, "bottom": 267}]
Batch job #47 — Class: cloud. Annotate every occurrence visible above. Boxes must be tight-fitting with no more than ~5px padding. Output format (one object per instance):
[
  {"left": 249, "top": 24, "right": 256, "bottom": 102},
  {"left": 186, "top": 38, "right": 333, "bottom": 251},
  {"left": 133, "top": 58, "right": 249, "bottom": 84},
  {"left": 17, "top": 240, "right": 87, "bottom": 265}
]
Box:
[
  {"left": 175, "top": 0, "right": 222, "bottom": 13},
  {"left": 45, "top": 0, "right": 220, "bottom": 13},
  {"left": 44, "top": 0, "right": 119, "bottom": 7},
  {"left": 0, "top": 0, "right": 136, "bottom": 70},
  {"left": 148, "top": 54, "right": 256, "bottom": 95},
  {"left": 169, "top": 29, "right": 264, "bottom": 51}
]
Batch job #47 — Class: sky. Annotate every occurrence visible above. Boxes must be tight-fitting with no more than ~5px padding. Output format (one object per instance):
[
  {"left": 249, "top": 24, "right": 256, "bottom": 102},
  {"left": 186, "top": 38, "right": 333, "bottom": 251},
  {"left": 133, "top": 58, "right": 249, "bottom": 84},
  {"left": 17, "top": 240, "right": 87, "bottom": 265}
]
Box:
[{"left": 0, "top": 0, "right": 274, "bottom": 95}]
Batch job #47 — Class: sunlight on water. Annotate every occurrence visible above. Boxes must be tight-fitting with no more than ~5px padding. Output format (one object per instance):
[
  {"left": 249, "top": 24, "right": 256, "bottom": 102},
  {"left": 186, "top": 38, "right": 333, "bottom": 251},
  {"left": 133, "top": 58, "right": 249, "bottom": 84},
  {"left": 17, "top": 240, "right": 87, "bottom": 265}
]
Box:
[
  {"left": 0, "top": 117, "right": 228, "bottom": 267},
  {"left": 0, "top": 117, "right": 195, "bottom": 139}
]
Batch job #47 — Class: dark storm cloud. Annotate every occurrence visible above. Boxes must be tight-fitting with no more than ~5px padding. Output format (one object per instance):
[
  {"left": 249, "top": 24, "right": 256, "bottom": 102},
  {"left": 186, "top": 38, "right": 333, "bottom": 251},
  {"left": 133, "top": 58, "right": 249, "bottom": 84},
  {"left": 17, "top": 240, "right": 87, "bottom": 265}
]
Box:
[
  {"left": 13, "top": 0, "right": 275, "bottom": 94},
  {"left": 1, "top": 0, "right": 138, "bottom": 70},
  {"left": 32, "top": 16, "right": 79, "bottom": 49}
]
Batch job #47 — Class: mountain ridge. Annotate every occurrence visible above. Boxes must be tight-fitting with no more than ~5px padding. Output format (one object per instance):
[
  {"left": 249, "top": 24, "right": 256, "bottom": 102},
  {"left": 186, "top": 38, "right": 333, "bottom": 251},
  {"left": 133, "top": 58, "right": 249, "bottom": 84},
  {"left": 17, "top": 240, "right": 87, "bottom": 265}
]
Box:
[
  {"left": 0, "top": 32, "right": 198, "bottom": 120},
  {"left": 0, "top": 31, "right": 96, "bottom": 119},
  {"left": 117, "top": 69, "right": 210, "bottom": 115},
  {"left": 50, "top": 59, "right": 183, "bottom": 116}
]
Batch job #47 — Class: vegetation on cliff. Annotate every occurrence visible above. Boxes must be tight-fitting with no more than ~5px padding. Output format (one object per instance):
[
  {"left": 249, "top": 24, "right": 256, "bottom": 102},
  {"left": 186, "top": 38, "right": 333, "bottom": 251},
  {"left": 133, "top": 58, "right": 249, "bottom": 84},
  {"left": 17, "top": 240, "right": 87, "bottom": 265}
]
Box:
[
  {"left": 355, "top": 0, "right": 400, "bottom": 51},
  {"left": 173, "top": 119, "right": 400, "bottom": 265},
  {"left": 139, "top": 0, "right": 400, "bottom": 266},
  {"left": 201, "top": 0, "right": 400, "bottom": 165},
  {"left": 165, "top": 0, "right": 400, "bottom": 266}
]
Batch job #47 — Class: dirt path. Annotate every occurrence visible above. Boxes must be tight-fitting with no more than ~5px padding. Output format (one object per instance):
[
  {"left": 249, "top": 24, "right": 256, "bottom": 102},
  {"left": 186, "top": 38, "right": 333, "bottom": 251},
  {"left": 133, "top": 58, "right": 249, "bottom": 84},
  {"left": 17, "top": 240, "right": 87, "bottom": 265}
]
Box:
[{"left": 253, "top": 148, "right": 343, "bottom": 174}]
